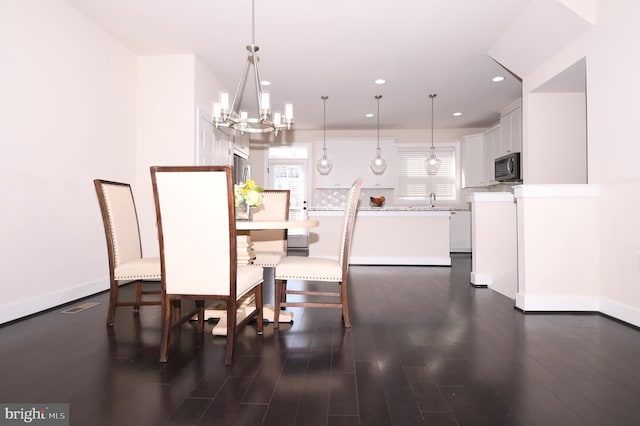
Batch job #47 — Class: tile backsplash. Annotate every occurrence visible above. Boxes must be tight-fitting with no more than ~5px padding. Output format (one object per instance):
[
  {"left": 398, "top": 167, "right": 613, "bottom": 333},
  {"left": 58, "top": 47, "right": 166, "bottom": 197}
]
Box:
[{"left": 312, "top": 187, "right": 480, "bottom": 209}]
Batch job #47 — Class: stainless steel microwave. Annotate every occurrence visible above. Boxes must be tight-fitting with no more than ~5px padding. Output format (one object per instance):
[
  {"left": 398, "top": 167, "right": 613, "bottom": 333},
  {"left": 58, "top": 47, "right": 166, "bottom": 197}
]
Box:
[{"left": 495, "top": 152, "right": 521, "bottom": 182}]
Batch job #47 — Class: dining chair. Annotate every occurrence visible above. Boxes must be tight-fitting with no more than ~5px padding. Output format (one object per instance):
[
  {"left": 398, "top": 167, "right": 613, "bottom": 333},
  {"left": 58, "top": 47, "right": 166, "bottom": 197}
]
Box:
[
  {"left": 93, "top": 179, "right": 161, "bottom": 327},
  {"left": 250, "top": 189, "right": 290, "bottom": 267},
  {"left": 150, "top": 165, "right": 264, "bottom": 365},
  {"left": 273, "top": 178, "right": 362, "bottom": 328}
]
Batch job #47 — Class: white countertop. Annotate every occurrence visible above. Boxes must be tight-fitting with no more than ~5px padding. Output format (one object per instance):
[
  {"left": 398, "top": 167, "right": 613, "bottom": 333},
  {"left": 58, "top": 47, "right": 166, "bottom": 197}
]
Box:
[
  {"left": 308, "top": 207, "right": 455, "bottom": 217},
  {"left": 308, "top": 206, "right": 469, "bottom": 212}
]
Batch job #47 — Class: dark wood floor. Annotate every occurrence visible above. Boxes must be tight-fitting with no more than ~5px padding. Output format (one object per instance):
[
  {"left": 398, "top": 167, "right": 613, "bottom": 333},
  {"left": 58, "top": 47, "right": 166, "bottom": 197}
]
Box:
[{"left": 2, "top": 254, "right": 640, "bottom": 425}]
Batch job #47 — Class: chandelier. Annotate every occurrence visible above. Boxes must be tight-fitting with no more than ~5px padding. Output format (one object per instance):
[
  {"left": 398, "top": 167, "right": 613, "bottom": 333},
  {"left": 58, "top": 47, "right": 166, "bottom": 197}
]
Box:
[
  {"left": 370, "top": 95, "right": 387, "bottom": 175},
  {"left": 425, "top": 93, "right": 441, "bottom": 175},
  {"left": 316, "top": 96, "right": 333, "bottom": 175},
  {"left": 212, "top": 0, "right": 293, "bottom": 134}
]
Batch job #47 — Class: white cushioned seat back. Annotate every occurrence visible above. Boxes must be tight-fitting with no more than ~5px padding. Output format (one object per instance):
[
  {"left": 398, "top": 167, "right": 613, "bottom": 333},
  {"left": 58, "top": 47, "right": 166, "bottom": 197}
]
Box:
[
  {"left": 101, "top": 183, "right": 142, "bottom": 266},
  {"left": 338, "top": 179, "right": 362, "bottom": 267},
  {"left": 153, "top": 169, "right": 234, "bottom": 296},
  {"left": 250, "top": 190, "right": 289, "bottom": 254}
]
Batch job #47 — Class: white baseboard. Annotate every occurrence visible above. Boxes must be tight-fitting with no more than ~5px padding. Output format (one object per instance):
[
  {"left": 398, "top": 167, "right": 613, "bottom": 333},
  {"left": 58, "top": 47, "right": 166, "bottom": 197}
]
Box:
[
  {"left": 470, "top": 272, "right": 492, "bottom": 286},
  {"left": 349, "top": 256, "right": 451, "bottom": 266},
  {"left": 514, "top": 293, "right": 640, "bottom": 328},
  {"left": 515, "top": 293, "right": 600, "bottom": 312},
  {"left": 600, "top": 298, "right": 640, "bottom": 328},
  {"left": 0, "top": 279, "right": 109, "bottom": 325}
]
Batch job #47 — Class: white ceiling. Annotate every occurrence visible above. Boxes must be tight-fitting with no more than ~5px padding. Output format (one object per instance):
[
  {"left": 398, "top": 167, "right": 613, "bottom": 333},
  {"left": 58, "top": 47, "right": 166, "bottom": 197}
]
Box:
[{"left": 65, "top": 0, "right": 532, "bottom": 131}]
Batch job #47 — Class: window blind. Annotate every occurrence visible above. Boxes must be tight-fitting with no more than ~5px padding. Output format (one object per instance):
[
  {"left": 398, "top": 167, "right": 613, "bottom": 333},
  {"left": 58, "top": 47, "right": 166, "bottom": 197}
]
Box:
[{"left": 397, "top": 146, "right": 457, "bottom": 201}]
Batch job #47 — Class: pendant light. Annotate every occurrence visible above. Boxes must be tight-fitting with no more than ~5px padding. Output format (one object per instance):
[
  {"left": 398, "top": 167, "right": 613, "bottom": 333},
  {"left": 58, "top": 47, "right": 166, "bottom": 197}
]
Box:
[
  {"left": 316, "top": 96, "right": 333, "bottom": 175},
  {"left": 370, "top": 95, "right": 387, "bottom": 175},
  {"left": 425, "top": 93, "right": 441, "bottom": 175}
]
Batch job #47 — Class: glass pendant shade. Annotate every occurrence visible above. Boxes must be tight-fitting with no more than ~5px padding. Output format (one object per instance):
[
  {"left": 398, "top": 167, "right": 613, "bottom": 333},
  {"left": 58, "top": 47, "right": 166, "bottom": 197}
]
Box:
[
  {"left": 370, "top": 147, "right": 387, "bottom": 175},
  {"left": 316, "top": 96, "right": 333, "bottom": 175},
  {"left": 370, "top": 95, "right": 387, "bottom": 175},
  {"left": 317, "top": 147, "right": 333, "bottom": 175},
  {"left": 426, "top": 148, "right": 441, "bottom": 175},
  {"left": 425, "top": 93, "right": 441, "bottom": 174}
]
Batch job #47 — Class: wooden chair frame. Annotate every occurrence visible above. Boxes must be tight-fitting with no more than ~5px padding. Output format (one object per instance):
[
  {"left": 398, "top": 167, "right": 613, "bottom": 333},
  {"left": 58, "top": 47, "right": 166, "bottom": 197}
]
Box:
[
  {"left": 93, "top": 179, "right": 161, "bottom": 326},
  {"left": 151, "top": 166, "right": 263, "bottom": 365},
  {"left": 274, "top": 179, "right": 362, "bottom": 328}
]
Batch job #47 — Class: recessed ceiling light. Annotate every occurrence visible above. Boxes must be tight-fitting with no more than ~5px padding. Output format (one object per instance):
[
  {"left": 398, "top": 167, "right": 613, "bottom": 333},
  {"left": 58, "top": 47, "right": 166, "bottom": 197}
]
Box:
[
  {"left": 261, "top": 80, "right": 272, "bottom": 86},
  {"left": 453, "top": 112, "right": 462, "bottom": 117},
  {"left": 374, "top": 79, "right": 386, "bottom": 85},
  {"left": 491, "top": 76, "right": 505, "bottom": 82},
  {"left": 365, "top": 113, "right": 374, "bottom": 118}
]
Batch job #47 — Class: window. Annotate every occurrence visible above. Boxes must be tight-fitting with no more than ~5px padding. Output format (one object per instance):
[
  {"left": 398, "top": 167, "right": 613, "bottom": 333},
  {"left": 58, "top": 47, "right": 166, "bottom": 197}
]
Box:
[{"left": 397, "top": 143, "right": 459, "bottom": 203}]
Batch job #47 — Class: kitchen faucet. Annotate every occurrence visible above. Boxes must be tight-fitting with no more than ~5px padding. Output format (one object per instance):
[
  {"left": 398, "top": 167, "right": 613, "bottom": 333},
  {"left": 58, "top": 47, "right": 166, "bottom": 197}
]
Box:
[{"left": 429, "top": 192, "right": 436, "bottom": 208}]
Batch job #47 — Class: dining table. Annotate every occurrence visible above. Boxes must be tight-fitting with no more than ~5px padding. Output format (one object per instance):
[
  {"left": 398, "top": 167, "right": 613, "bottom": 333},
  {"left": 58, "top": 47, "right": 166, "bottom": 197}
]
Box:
[{"left": 206, "top": 218, "right": 320, "bottom": 336}]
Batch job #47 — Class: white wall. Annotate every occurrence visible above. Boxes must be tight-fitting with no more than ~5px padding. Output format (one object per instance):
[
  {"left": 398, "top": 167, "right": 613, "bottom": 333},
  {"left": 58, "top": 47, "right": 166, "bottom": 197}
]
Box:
[
  {"left": 135, "top": 55, "right": 197, "bottom": 257},
  {"left": 518, "top": 1, "right": 640, "bottom": 325},
  {"left": 0, "top": 0, "right": 137, "bottom": 323},
  {"left": 526, "top": 92, "right": 586, "bottom": 184},
  {"left": 0, "top": 1, "right": 223, "bottom": 323},
  {"left": 134, "top": 55, "right": 222, "bottom": 256}
]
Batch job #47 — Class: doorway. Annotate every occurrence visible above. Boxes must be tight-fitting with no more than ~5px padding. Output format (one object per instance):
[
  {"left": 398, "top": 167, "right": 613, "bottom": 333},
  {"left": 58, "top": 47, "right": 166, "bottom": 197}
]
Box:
[{"left": 267, "top": 156, "right": 310, "bottom": 249}]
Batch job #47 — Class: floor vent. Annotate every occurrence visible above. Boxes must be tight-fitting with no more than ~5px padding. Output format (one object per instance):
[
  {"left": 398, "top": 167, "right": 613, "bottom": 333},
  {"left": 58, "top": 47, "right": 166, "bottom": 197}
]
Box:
[{"left": 61, "top": 302, "right": 100, "bottom": 314}]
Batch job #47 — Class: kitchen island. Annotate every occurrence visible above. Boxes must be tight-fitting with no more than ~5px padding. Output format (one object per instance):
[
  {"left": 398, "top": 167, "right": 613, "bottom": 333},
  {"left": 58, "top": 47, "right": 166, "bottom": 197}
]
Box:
[{"left": 308, "top": 207, "right": 452, "bottom": 265}]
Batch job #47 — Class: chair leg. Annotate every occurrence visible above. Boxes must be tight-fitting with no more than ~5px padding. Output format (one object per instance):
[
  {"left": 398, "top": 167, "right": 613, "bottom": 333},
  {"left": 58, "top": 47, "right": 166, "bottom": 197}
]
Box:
[
  {"left": 159, "top": 296, "right": 172, "bottom": 363},
  {"left": 255, "top": 284, "right": 263, "bottom": 334},
  {"left": 225, "top": 299, "right": 237, "bottom": 366},
  {"left": 341, "top": 280, "right": 351, "bottom": 328},
  {"left": 274, "top": 279, "right": 283, "bottom": 328},
  {"left": 196, "top": 300, "right": 205, "bottom": 333},
  {"left": 173, "top": 299, "right": 181, "bottom": 323},
  {"left": 133, "top": 280, "right": 143, "bottom": 315},
  {"left": 106, "top": 278, "right": 118, "bottom": 327}
]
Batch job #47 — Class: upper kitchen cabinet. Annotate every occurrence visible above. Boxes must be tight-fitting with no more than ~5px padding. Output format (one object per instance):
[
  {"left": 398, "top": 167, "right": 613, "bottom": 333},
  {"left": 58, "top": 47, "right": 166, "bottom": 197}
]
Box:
[
  {"left": 314, "top": 139, "right": 361, "bottom": 188},
  {"left": 462, "top": 133, "right": 485, "bottom": 187},
  {"left": 483, "top": 126, "right": 500, "bottom": 185},
  {"left": 497, "top": 102, "right": 522, "bottom": 156},
  {"left": 314, "top": 138, "right": 397, "bottom": 189}
]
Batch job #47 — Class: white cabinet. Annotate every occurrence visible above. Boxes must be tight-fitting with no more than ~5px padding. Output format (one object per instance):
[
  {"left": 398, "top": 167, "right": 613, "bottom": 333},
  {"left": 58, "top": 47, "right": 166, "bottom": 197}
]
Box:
[
  {"left": 462, "top": 133, "right": 485, "bottom": 187},
  {"left": 314, "top": 139, "right": 361, "bottom": 188},
  {"left": 196, "top": 106, "right": 233, "bottom": 165},
  {"left": 483, "top": 126, "right": 500, "bottom": 185},
  {"left": 449, "top": 210, "right": 471, "bottom": 252},
  {"left": 314, "top": 138, "right": 396, "bottom": 189},
  {"left": 498, "top": 105, "right": 522, "bottom": 156}
]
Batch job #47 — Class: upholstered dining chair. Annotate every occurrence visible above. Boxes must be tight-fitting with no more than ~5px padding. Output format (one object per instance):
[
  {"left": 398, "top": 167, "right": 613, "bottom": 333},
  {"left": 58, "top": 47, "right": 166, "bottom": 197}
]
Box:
[
  {"left": 250, "top": 189, "right": 290, "bottom": 268},
  {"left": 150, "top": 165, "right": 264, "bottom": 365},
  {"left": 273, "top": 178, "right": 362, "bottom": 328},
  {"left": 93, "top": 179, "right": 161, "bottom": 327}
]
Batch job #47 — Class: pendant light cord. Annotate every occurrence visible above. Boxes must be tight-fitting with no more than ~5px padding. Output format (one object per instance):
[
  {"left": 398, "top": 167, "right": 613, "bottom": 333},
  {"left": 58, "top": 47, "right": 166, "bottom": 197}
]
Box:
[
  {"left": 251, "top": 0, "right": 255, "bottom": 45},
  {"left": 322, "top": 96, "right": 328, "bottom": 149},
  {"left": 376, "top": 95, "right": 382, "bottom": 149},
  {"left": 429, "top": 93, "right": 436, "bottom": 150}
]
